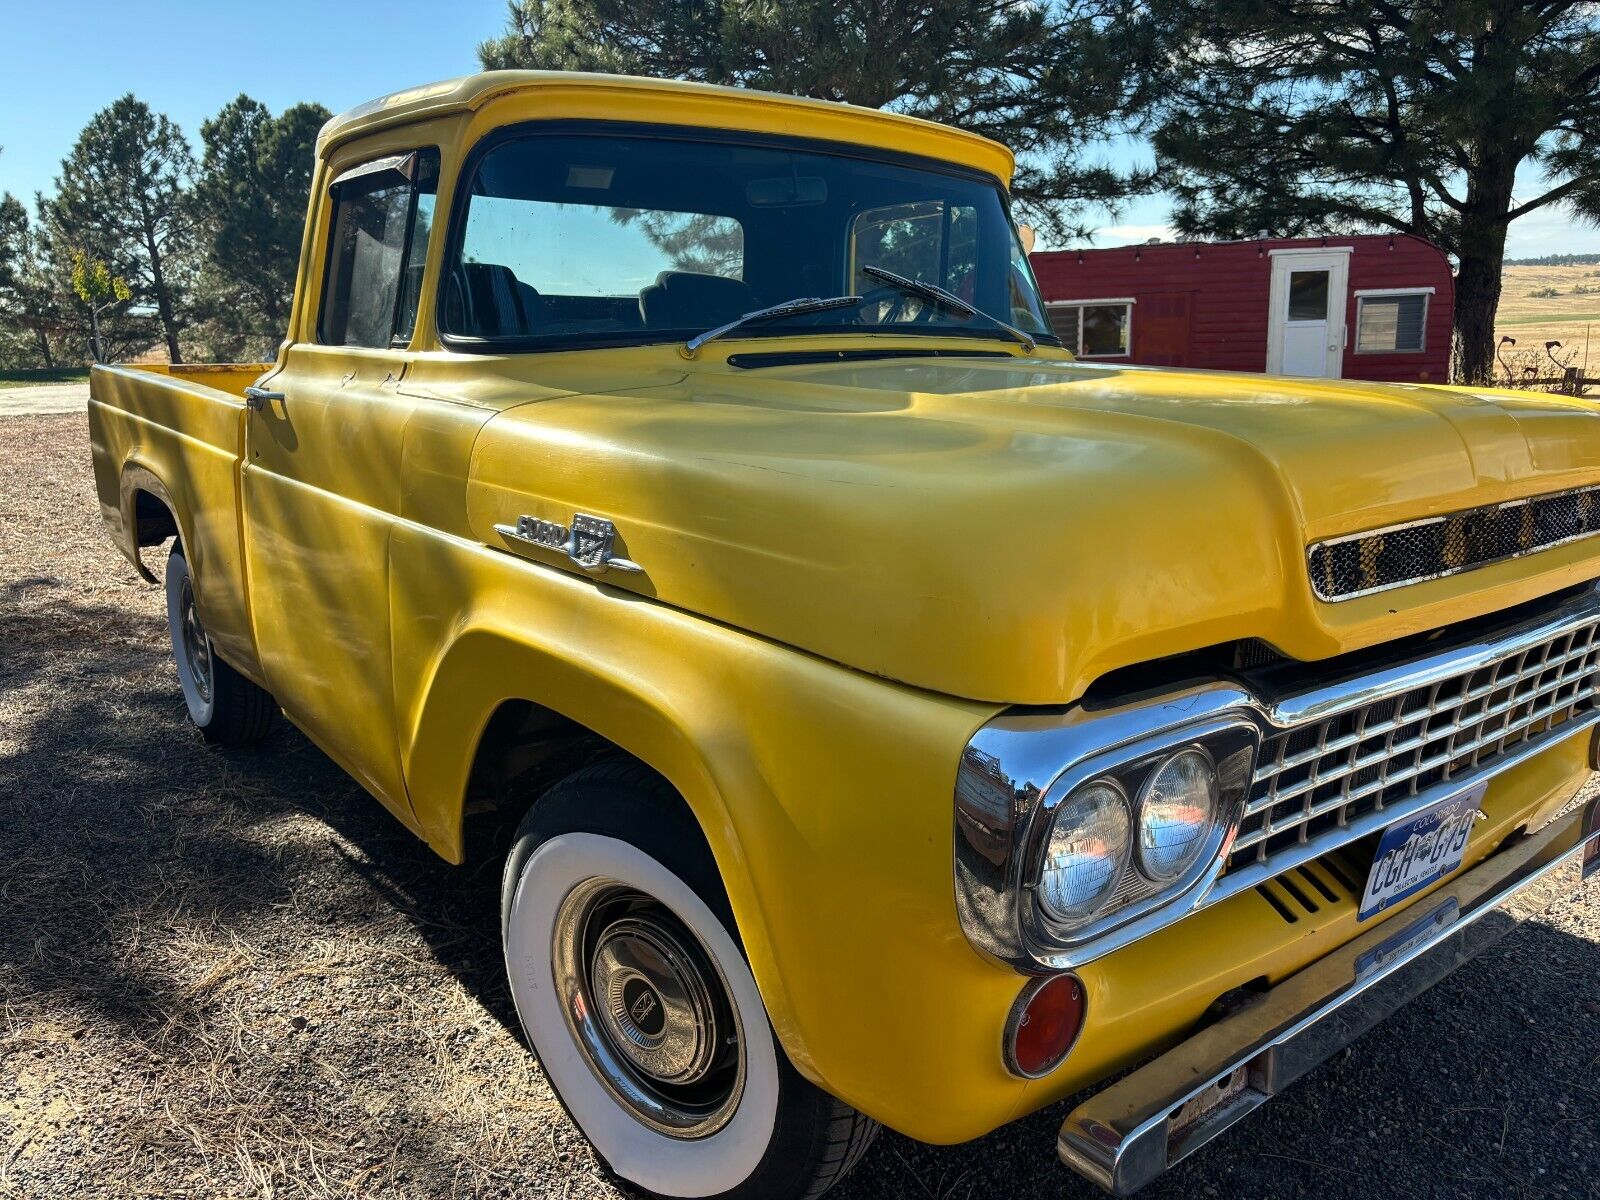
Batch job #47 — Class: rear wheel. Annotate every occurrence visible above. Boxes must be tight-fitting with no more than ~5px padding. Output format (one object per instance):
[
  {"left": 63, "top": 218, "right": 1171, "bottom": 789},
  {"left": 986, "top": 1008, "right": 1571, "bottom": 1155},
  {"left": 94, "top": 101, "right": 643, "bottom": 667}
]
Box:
[
  {"left": 164, "top": 546, "right": 278, "bottom": 745},
  {"left": 501, "top": 761, "right": 878, "bottom": 1199}
]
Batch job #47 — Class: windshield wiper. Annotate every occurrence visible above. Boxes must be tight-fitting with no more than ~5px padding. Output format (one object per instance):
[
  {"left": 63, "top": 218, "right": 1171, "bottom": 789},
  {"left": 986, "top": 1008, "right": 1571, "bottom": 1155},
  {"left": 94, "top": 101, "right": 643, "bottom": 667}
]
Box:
[
  {"left": 861, "top": 264, "right": 1036, "bottom": 352},
  {"left": 684, "top": 294, "right": 863, "bottom": 356}
]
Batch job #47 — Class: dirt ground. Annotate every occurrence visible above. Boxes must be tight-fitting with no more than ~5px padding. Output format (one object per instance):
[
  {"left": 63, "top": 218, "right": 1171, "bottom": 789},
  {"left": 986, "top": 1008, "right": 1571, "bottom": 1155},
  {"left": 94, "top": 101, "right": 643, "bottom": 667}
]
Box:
[{"left": 2, "top": 412, "right": 1598, "bottom": 1200}]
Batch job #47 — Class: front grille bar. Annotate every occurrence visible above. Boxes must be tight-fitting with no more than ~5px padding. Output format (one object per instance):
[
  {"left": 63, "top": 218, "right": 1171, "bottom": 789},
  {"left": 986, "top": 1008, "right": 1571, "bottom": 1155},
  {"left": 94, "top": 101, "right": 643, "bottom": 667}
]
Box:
[{"left": 1229, "top": 614, "right": 1600, "bottom": 871}]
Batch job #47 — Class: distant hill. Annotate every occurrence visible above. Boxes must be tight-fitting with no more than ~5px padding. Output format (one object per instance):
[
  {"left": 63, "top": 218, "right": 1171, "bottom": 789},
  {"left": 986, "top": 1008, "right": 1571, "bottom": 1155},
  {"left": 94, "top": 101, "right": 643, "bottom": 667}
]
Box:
[{"left": 1505, "top": 253, "right": 1600, "bottom": 267}]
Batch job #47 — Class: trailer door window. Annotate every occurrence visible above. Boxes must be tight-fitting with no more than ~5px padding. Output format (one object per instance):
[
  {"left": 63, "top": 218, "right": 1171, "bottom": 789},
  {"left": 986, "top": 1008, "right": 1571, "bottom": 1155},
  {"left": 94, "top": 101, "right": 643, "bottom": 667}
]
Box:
[
  {"left": 1046, "top": 300, "right": 1132, "bottom": 357},
  {"left": 1287, "top": 271, "right": 1330, "bottom": 321},
  {"left": 1355, "top": 292, "right": 1429, "bottom": 353}
]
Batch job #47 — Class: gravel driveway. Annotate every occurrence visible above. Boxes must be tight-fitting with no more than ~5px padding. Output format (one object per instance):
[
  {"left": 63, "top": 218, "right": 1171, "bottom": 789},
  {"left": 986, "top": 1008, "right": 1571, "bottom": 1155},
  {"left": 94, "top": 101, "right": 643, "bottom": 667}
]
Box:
[
  {"left": 1, "top": 411, "right": 1597, "bottom": 1199},
  {"left": 0, "top": 382, "right": 89, "bottom": 417}
]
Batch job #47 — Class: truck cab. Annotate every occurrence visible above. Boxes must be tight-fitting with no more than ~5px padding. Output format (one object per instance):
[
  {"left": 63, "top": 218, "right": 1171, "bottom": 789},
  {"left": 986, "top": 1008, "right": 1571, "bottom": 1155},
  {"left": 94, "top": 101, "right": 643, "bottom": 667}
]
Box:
[{"left": 89, "top": 72, "right": 1600, "bottom": 1199}]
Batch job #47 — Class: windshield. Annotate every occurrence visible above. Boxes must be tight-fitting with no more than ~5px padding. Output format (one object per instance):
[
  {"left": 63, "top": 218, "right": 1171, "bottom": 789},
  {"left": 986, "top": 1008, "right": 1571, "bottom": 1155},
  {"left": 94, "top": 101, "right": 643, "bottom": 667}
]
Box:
[{"left": 440, "top": 128, "right": 1056, "bottom": 351}]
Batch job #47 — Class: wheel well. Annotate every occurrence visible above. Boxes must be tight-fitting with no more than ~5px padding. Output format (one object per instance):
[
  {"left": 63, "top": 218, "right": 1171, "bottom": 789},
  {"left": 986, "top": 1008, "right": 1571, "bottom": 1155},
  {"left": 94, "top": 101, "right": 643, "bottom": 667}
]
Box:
[
  {"left": 460, "top": 698, "right": 643, "bottom": 863},
  {"left": 133, "top": 488, "right": 179, "bottom": 549}
]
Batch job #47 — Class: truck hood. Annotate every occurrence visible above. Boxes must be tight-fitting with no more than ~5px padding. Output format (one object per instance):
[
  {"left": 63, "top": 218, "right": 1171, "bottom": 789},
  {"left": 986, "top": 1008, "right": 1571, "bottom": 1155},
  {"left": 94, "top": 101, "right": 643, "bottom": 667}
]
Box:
[{"left": 465, "top": 355, "right": 1600, "bottom": 704}]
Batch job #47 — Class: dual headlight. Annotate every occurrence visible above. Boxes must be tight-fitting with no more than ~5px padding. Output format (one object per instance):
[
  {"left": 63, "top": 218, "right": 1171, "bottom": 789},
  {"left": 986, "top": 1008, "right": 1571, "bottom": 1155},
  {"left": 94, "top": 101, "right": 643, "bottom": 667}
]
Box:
[{"left": 1033, "top": 725, "right": 1255, "bottom": 936}]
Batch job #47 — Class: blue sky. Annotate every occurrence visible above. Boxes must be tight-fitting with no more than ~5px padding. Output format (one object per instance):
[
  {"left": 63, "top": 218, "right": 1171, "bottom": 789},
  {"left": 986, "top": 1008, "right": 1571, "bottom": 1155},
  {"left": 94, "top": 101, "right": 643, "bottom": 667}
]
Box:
[{"left": 3, "top": 0, "right": 1597, "bottom": 259}]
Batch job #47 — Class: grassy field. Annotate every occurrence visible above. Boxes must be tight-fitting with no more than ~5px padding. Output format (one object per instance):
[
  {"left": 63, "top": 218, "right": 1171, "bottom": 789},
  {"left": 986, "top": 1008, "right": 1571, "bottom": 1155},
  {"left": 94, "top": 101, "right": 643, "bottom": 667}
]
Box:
[
  {"left": 0, "top": 369, "right": 90, "bottom": 389},
  {"left": 1495, "top": 264, "right": 1600, "bottom": 379}
]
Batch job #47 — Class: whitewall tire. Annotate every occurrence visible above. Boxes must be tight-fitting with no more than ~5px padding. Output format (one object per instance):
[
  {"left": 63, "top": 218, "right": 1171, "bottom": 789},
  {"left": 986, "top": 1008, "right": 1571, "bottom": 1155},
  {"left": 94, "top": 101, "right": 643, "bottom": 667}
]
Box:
[
  {"left": 500, "top": 761, "right": 878, "bottom": 1200},
  {"left": 164, "top": 545, "right": 278, "bottom": 745},
  {"left": 507, "top": 831, "right": 780, "bottom": 1195}
]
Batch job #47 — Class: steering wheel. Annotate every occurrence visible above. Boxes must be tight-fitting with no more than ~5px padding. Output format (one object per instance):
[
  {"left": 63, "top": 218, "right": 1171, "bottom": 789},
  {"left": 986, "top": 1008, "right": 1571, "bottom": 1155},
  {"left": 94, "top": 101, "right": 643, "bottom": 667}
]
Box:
[{"left": 855, "top": 285, "right": 943, "bottom": 327}]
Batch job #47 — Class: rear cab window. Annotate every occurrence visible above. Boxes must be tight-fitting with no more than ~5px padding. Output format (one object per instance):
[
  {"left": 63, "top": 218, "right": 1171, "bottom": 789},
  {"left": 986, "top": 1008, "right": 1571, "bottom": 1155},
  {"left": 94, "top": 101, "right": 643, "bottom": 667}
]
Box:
[
  {"left": 318, "top": 150, "right": 439, "bottom": 348},
  {"left": 849, "top": 201, "right": 979, "bottom": 304}
]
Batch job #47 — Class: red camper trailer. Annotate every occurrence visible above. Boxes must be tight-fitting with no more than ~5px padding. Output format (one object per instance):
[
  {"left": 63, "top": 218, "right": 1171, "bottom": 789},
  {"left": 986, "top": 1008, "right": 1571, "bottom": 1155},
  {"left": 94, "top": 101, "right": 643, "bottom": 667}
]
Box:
[{"left": 1030, "top": 234, "right": 1455, "bottom": 383}]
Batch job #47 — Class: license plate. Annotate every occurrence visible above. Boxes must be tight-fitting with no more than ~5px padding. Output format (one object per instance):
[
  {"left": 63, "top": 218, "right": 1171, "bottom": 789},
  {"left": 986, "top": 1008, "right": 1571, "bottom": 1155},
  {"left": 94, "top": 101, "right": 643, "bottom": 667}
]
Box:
[{"left": 1358, "top": 783, "right": 1485, "bottom": 921}]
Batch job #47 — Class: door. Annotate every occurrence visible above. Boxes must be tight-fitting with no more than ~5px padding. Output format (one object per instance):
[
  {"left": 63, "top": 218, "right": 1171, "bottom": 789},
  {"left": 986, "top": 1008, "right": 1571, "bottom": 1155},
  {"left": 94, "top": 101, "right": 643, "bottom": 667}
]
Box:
[
  {"left": 1137, "top": 292, "right": 1193, "bottom": 366},
  {"left": 242, "top": 149, "right": 437, "bottom": 816},
  {"left": 1267, "top": 250, "right": 1349, "bottom": 378}
]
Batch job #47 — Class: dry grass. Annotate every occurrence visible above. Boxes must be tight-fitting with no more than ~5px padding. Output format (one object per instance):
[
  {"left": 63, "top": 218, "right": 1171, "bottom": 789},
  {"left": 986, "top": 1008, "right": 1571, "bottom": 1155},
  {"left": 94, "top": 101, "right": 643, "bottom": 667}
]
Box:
[
  {"left": 0, "top": 413, "right": 606, "bottom": 1200},
  {"left": 1495, "top": 264, "right": 1600, "bottom": 379},
  {"left": 1, "top": 413, "right": 1598, "bottom": 1200}
]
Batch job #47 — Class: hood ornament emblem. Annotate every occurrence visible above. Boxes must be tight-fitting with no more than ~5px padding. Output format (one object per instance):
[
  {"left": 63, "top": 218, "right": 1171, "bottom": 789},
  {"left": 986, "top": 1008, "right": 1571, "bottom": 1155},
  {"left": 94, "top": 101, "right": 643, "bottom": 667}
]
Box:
[{"left": 494, "top": 513, "right": 643, "bottom": 575}]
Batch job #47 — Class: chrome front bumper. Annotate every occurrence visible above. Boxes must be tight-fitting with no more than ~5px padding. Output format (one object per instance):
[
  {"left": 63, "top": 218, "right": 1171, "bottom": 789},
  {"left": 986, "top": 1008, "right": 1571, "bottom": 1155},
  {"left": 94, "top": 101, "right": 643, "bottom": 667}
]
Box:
[{"left": 1058, "top": 800, "right": 1600, "bottom": 1195}]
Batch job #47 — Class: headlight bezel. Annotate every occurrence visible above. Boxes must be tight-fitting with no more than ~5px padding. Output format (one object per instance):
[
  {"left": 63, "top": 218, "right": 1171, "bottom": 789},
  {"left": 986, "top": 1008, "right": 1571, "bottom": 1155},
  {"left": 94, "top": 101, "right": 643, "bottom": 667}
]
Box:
[{"left": 1019, "top": 717, "right": 1257, "bottom": 951}]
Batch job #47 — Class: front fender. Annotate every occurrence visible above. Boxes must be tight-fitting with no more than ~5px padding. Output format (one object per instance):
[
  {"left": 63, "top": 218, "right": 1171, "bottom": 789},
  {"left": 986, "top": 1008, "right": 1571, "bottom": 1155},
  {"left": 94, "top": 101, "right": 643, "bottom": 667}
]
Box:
[{"left": 388, "top": 525, "right": 1032, "bottom": 1141}]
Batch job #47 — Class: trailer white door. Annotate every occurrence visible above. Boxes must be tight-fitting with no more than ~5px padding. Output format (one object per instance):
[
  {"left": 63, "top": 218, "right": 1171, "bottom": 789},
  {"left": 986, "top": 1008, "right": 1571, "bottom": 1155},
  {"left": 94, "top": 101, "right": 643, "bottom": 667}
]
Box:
[{"left": 1267, "top": 248, "right": 1350, "bottom": 378}]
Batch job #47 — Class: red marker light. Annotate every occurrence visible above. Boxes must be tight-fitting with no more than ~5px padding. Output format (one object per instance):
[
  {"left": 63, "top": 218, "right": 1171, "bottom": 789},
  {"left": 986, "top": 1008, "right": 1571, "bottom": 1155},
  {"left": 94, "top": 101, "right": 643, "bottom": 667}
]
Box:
[{"left": 1006, "top": 973, "right": 1087, "bottom": 1078}]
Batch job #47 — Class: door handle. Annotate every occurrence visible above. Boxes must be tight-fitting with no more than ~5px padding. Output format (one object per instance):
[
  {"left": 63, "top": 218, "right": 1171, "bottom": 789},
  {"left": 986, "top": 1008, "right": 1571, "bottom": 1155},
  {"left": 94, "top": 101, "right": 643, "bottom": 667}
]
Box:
[{"left": 244, "top": 386, "right": 285, "bottom": 412}]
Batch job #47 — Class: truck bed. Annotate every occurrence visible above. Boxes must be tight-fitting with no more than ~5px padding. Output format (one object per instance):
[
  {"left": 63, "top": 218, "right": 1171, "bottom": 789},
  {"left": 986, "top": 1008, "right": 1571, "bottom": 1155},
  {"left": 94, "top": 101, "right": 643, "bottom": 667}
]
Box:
[{"left": 88, "top": 361, "right": 271, "bottom": 680}]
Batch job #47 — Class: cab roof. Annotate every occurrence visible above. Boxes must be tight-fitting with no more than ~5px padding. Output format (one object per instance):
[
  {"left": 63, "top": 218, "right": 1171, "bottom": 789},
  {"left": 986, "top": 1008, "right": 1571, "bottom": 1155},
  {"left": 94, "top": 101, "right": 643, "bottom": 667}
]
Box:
[{"left": 318, "top": 71, "right": 1016, "bottom": 185}]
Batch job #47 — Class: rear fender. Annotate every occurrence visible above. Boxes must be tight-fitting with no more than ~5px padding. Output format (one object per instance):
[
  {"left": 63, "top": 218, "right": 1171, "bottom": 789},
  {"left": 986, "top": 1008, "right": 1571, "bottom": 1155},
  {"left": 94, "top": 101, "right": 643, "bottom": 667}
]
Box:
[{"left": 119, "top": 463, "right": 183, "bottom": 583}]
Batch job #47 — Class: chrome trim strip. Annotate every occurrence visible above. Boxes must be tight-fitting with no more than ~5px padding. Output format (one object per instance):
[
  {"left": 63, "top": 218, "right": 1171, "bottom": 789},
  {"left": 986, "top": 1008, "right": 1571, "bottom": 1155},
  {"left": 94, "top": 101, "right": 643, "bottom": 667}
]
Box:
[
  {"left": 954, "top": 583, "right": 1600, "bottom": 971},
  {"left": 1271, "top": 584, "right": 1600, "bottom": 728},
  {"left": 1308, "top": 481, "right": 1600, "bottom": 603},
  {"left": 1057, "top": 809, "right": 1599, "bottom": 1195}
]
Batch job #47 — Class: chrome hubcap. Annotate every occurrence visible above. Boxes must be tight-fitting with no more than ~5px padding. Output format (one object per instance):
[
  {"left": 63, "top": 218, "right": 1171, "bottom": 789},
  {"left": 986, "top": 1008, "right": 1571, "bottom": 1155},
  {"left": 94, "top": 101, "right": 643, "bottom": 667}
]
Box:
[
  {"left": 179, "top": 577, "right": 213, "bottom": 704},
  {"left": 552, "top": 879, "right": 744, "bottom": 1138}
]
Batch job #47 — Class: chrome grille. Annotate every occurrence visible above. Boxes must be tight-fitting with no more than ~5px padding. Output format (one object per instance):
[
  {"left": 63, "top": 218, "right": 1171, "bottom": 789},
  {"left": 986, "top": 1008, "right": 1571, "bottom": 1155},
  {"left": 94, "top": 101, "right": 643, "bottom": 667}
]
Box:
[
  {"left": 1308, "top": 483, "right": 1600, "bottom": 602},
  {"left": 1229, "top": 616, "right": 1600, "bottom": 871}
]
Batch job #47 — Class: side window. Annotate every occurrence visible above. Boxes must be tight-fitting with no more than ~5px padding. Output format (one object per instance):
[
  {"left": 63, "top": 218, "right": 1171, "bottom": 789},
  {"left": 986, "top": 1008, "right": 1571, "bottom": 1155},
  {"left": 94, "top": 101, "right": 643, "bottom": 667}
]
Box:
[
  {"left": 850, "top": 200, "right": 978, "bottom": 300},
  {"left": 318, "top": 149, "right": 439, "bottom": 348}
]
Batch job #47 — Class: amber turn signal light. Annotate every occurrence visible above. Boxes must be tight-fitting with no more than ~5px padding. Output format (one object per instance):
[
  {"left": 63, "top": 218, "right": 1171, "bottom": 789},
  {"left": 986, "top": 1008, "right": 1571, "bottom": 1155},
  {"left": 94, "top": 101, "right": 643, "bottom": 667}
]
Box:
[{"left": 1004, "top": 973, "right": 1086, "bottom": 1078}]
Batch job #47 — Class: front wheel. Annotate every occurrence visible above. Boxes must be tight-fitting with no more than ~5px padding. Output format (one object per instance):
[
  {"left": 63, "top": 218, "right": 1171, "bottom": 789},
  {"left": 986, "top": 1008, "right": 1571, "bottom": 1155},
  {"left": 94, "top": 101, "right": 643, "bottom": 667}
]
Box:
[{"left": 501, "top": 761, "right": 878, "bottom": 1200}]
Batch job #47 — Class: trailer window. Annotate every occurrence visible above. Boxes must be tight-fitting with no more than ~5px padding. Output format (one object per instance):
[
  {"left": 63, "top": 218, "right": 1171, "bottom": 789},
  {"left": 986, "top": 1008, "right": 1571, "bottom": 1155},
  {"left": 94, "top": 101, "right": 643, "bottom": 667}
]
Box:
[
  {"left": 1355, "top": 291, "right": 1429, "bottom": 353},
  {"left": 1046, "top": 300, "right": 1132, "bottom": 357},
  {"left": 318, "top": 150, "right": 439, "bottom": 349}
]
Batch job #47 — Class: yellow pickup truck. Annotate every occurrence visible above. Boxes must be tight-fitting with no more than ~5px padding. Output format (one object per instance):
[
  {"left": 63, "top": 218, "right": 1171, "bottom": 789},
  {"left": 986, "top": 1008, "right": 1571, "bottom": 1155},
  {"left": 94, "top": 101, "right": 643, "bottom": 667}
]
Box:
[{"left": 89, "top": 71, "right": 1600, "bottom": 1198}]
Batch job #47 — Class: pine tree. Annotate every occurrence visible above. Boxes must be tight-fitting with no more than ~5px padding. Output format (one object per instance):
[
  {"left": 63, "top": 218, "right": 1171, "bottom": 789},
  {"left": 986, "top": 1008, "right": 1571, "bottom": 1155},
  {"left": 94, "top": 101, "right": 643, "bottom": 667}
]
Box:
[
  {"left": 190, "top": 96, "right": 330, "bottom": 359},
  {"left": 1142, "top": 1, "right": 1600, "bottom": 383},
  {"left": 0, "top": 189, "right": 150, "bottom": 369},
  {"left": 477, "top": 0, "right": 1155, "bottom": 236},
  {"left": 48, "top": 96, "right": 196, "bottom": 363}
]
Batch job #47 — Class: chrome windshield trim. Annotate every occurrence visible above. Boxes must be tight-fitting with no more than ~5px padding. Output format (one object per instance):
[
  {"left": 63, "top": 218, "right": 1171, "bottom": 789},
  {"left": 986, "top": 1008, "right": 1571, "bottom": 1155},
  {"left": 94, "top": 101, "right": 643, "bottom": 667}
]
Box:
[{"left": 955, "top": 582, "right": 1600, "bottom": 972}]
